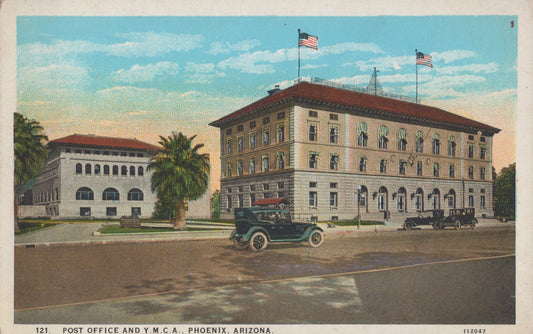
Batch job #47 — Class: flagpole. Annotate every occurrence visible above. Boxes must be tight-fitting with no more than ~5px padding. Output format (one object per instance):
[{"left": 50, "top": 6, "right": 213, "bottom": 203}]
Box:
[
  {"left": 298, "top": 29, "right": 301, "bottom": 80},
  {"left": 415, "top": 49, "right": 418, "bottom": 104}
]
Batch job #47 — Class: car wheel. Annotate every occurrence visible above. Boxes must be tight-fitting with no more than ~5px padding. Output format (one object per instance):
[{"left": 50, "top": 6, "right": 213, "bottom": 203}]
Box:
[
  {"left": 471, "top": 218, "right": 477, "bottom": 229},
  {"left": 454, "top": 220, "right": 461, "bottom": 230},
  {"left": 231, "top": 230, "right": 249, "bottom": 250},
  {"left": 308, "top": 230, "right": 324, "bottom": 248},
  {"left": 404, "top": 222, "right": 413, "bottom": 230},
  {"left": 249, "top": 232, "right": 268, "bottom": 252}
]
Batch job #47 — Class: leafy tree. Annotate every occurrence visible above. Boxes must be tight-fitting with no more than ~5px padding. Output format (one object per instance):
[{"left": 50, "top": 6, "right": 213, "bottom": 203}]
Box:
[
  {"left": 210, "top": 190, "right": 220, "bottom": 219},
  {"left": 493, "top": 163, "right": 516, "bottom": 219},
  {"left": 148, "top": 132, "right": 210, "bottom": 229},
  {"left": 14, "top": 113, "right": 48, "bottom": 226}
]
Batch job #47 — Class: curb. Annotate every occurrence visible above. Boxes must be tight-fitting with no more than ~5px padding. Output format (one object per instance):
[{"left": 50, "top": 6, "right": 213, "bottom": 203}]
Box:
[{"left": 15, "top": 222, "right": 515, "bottom": 248}]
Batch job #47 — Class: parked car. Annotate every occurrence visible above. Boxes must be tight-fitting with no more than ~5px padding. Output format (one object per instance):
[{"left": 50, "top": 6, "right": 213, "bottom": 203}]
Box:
[
  {"left": 434, "top": 208, "right": 477, "bottom": 230},
  {"left": 403, "top": 210, "right": 444, "bottom": 230},
  {"left": 230, "top": 207, "right": 325, "bottom": 251}
]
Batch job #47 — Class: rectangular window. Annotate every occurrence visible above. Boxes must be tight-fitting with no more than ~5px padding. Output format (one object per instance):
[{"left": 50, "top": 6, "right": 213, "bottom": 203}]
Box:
[
  {"left": 329, "top": 113, "right": 338, "bottom": 120},
  {"left": 277, "top": 112, "right": 285, "bottom": 120},
  {"left": 480, "top": 196, "right": 486, "bottom": 209},
  {"left": 359, "top": 158, "right": 367, "bottom": 172},
  {"left": 308, "top": 124, "right": 317, "bottom": 141},
  {"left": 80, "top": 207, "right": 91, "bottom": 217},
  {"left": 249, "top": 133, "right": 256, "bottom": 149},
  {"left": 226, "top": 141, "right": 232, "bottom": 154},
  {"left": 263, "top": 117, "right": 270, "bottom": 124},
  {"left": 330, "top": 154, "right": 339, "bottom": 170},
  {"left": 330, "top": 126, "right": 339, "bottom": 144},
  {"left": 250, "top": 193, "right": 256, "bottom": 206},
  {"left": 250, "top": 185, "right": 256, "bottom": 192},
  {"left": 277, "top": 126, "right": 285, "bottom": 142},
  {"left": 263, "top": 183, "right": 269, "bottom": 190},
  {"left": 262, "top": 156, "right": 269, "bottom": 172},
  {"left": 263, "top": 130, "right": 270, "bottom": 146},
  {"left": 468, "top": 145, "right": 474, "bottom": 158},
  {"left": 278, "top": 182, "right": 284, "bottom": 189},
  {"left": 106, "top": 207, "right": 117, "bottom": 216},
  {"left": 309, "top": 153, "right": 318, "bottom": 169},
  {"left": 416, "top": 161, "right": 423, "bottom": 176},
  {"left": 309, "top": 192, "right": 317, "bottom": 207},
  {"left": 468, "top": 195, "right": 474, "bottom": 208},
  {"left": 330, "top": 182, "right": 337, "bottom": 188},
  {"left": 399, "top": 161, "right": 407, "bottom": 175},
  {"left": 226, "top": 128, "right": 232, "bottom": 135},
  {"left": 237, "top": 124, "right": 244, "bottom": 132},
  {"left": 309, "top": 182, "right": 317, "bottom": 188},
  {"left": 433, "top": 163, "right": 440, "bottom": 177},
  {"left": 480, "top": 147, "right": 487, "bottom": 160},
  {"left": 449, "top": 165, "right": 455, "bottom": 178},
  {"left": 238, "top": 194, "right": 244, "bottom": 208},
  {"left": 131, "top": 207, "right": 141, "bottom": 217},
  {"left": 309, "top": 110, "right": 318, "bottom": 118},
  {"left": 480, "top": 168, "right": 486, "bottom": 180},
  {"left": 380, "top": 160, "right": 387, "bottom": 173},
  {"left": 249, "top": 159, "right": 255, "bottom": 174},
  {"left": 238, "top": 137, "right": 244, "bottom": 152},
  {"left": 249, "top": 121, "right": 256, "bottom": 129},
  {"left": 330, "top": 192, "right": 338, "bottom": 208},
  {"left": 227, "top": 196, "right": 232, "bottom": 210}
]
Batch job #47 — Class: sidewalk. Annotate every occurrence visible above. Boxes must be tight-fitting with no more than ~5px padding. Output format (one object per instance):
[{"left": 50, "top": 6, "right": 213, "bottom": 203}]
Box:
[{"left": 14, "top": 218, "right": 514, "bottom": 248}]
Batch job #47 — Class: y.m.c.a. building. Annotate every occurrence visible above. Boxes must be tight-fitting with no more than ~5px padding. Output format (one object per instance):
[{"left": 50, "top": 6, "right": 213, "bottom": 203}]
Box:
[{"left": 209, "top": 79, "right": 500, "bottom": 223}]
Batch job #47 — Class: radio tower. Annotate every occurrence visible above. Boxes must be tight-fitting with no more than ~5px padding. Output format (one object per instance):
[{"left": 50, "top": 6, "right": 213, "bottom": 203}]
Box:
[{"left": 366, "top": 67, "right": 383, "bottom": 96}]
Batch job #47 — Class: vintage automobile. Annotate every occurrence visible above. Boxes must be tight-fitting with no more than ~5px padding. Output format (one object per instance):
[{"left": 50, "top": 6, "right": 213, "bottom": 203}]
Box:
[
  {"left": 230, "top": 207, "right": 325, "bottom": 251},
  {"left": 403, "top": 210, "right": 444, "bottom": 230},
  {"left": 434, "top": 208, "right": 477, "bottom": 230}
]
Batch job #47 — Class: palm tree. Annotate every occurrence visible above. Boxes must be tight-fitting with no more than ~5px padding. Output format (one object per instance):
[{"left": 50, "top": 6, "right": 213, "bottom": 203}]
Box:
[
  {"left": 148, "top": 132, "right": 210, "bottom": 230},
  {"left": 14, "top": 113, "right": 48, "bottom": 227}
]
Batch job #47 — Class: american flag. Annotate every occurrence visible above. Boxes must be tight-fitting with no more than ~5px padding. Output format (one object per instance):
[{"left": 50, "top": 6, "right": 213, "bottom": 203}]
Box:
[
  {"left": 416, "top": 51, "right": 433, "bottom": 68},
  {"left": 299, "top": 32, "right": 318, "bottom": 50}
]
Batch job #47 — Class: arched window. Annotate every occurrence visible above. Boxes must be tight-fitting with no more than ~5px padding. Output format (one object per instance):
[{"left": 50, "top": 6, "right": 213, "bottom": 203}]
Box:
[
  {"left": 104, "top": 165, "right": 110, "bottom": 175},
  {"left": 378, "top": 125, "right": 389, "bottom": 149},
  {"left": 357, "top": 123, "right": 368, "bottom": 147},
  {"left": 397, "top": 129, "right": 407, "bottom": 151},
  {"left": 113, "top": 165, "right": 119, "bottom": 175},
  {"left": 447, "top": 189, "right": 456, "bottom": 208},
  {"left": 103, "top": 188, "right": 120, "bottom": 201},
  {"left": 431, "top": 189, "right": 441, "bottom": 210},
  {"left": 95, "top": 164, "right": 101, "bottom": 175},
  {"left": 76, "top": 163, "right": 83, "bottom": 174},
  {"left": 448, "top": 138, "right": 457, "bottom": 157},
  {"left": 397, "top": 187, "right": 407, "bottom": 212},
  {"left": 138, "top": 166, "right": 144, "bottom": 176},
  {"left": 121, "top": 166, "right": 128, "bottom": 176},
  {"left": 76, "top": 187, "right": 94, "bottom": 200},
  {"left": 85, "top": 164, "right": 92, "bottom": 175},
  {"left": 130, "top": 166, "right": 136, "bottom": 176},
  {"left": 127, "top": 188, "right": 144, "bottom": 201}
]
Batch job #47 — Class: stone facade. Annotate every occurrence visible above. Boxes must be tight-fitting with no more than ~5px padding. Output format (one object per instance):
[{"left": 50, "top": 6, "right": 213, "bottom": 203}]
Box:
[
  {"left": 28, "top": 134, "right": 211, "bottom": 220},
  {"left": 210, "top": 80, "right": 499, "bottom": 223}
]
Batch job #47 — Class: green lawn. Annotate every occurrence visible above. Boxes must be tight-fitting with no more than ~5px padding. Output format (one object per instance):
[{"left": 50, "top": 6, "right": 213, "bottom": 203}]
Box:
[
  {"left": 98, "top": 225, "right": 221, "bottom": 234},
  {"left": 329, "top": 220, "right": 384, "bottom": 226}
]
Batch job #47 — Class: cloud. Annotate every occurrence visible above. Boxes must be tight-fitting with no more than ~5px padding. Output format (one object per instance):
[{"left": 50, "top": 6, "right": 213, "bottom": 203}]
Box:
[
  {"left": 353, "top": 55, "right": 412, "bottom": 72},
  {"left": 436, "top": 63, "right": 499, "bottom": 75},
  {"left": 208, "top": 39, "right": 261, "bottom": 55},
  {"left": 112, "top": 62, "right": 180, "bottom": 83},
  {"left": 18, "top": 63, "right": 91, "bottom": 89},
  {"left": 110, "top": 32, "right": 204, "bottom": 57},
  {"left": 321, "top": 42, "right": 384, "bottom": 55},
  {"left": 432, "top": 50, "right": 477, "bottom": 64}
]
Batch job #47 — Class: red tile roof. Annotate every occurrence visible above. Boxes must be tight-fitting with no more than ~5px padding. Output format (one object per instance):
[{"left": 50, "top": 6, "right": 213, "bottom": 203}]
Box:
[
  {"left": 48, "top": 134, "right": 160, "bottom": 151},
  {"left": 209, "top": 81, "right": 500, "bottom": 134}
]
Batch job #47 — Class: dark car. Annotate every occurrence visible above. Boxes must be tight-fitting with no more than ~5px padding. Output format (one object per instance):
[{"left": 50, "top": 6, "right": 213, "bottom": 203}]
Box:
[
  {"left": 435, "top": 208, "right": 477, "bottom": 230},
  {"left": 230, "top": 207, "right": 325, "bottom": 251},
  {"left": 403, "top": 210, "right": 444, "bottom": 230}
]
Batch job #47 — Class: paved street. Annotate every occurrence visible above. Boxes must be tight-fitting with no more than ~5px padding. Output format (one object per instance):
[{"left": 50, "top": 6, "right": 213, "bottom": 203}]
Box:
[{"left": 14, "top": 225, "right": 515, "bottom": 324}]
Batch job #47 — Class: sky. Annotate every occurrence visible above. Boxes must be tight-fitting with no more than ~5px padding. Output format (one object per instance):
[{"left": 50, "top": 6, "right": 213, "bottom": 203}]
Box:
[{"left": 16, "top": 16, "right": 518, "bottom": 191}]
